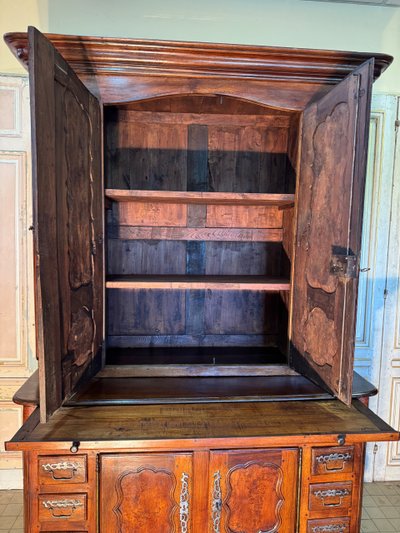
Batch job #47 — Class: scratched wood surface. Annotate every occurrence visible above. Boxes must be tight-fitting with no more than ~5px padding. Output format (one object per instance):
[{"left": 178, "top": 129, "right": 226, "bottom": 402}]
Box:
[{"left": 9, "top": 400, "right": 398, "bottom": 444}]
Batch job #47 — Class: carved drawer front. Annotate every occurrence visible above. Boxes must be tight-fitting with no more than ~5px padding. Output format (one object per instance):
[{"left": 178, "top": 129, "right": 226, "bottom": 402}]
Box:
[
  {"left": 38, "top": 493, "right": 87, "bottom": 523},
  {"left": 99, "top": 452, "right": 193, "bottom": 533},
  {"left": 309, "top": 482, "right": 352, "bottom": 513},
  {"left": 311, "top": 447, "right": 354, "bottom": 476},
  {"left": 307, "top": 517, "right": 350, "bottom": 533},
  {"left": 38, "top": 455, "right": 87, "bottom": 484},
  {"left": 208, "top": 448, "right": 298, "bottom": 533}
]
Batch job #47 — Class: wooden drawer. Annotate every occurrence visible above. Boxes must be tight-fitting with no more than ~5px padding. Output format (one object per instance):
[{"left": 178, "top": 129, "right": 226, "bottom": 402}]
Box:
[
  {"left": 307, "top": 517, "right": 350, "bottom": 532},
  {"left": 309, "top": 482, "right": 352, "bottom": 513},
  {"left": 311, "top": 447, "right": 354, "bottom": 476},
  {"left": 38, "top": 493, "right": 87, "bottom": 523},
  {"left": 38, "top": 455, "right": 87, "bottom": 484}
]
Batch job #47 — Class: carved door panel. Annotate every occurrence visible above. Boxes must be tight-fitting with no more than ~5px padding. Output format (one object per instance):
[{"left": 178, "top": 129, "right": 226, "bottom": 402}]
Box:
[
  {"left": 290, "top": 60, "right": 374, "bottom": 405},
  {"left": 99, "top": 452, "right": 193, "bottom": 533},
  {"left": 28, "top": 26, "right": 103, "bottom": 421},
  {"left": 208, "top": 448, "right": 298, "bottom": 533}
]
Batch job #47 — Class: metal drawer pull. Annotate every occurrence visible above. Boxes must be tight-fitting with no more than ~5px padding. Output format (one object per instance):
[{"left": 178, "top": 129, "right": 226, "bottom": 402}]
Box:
[
  {"left": 311, "top": 525, "right": 347, "bottom": 532},
  {"left": 180, "top": 473, "right": 190, "bottom": 533},
  {"left": 41, "top": 461, "right": 80, "bottom": 480},
  {"left": 211, "top": 471, "right": 222, "bottom": 533},
  {"left": 316, "top": 453, "right": 352, "bottom": 472},
  {"left": 42, "top": 498, "right": 83, "bottom": 518},
  {"left": 313, "top": 488, "right": 350, "bottom": 507}
]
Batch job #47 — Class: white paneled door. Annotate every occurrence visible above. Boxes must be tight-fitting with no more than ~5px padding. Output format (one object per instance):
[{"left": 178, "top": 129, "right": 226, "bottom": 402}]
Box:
[
  {"left": 369, "top": 96, "right": 400, "bottom": 482},
  {"left": 0, "top": 75, "right": 36, "bottom": 488}
]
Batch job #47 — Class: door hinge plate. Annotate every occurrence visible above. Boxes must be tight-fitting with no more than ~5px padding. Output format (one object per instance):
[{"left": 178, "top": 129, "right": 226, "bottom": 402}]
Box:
[{"left": 330, "top": 254, "right": 358, "bottom": 278}]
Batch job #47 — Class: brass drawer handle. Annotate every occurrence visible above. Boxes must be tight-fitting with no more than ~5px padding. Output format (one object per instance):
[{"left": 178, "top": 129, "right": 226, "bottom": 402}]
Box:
[
  {"left": 315, "top": 452, "right": 353, "bottom": 472},
  {"left": 211, "top": 471, "right": 222, "bottom": 533},
  {"left": 42, "top": 498, "right": 83, "bottom": 518},
  {"left": 313, "top": 489, "right": 350, "bottom": 508},
  {"left": 180, "top": 472, "right": 190, "bottom": 533},
  {"left": 41, "top": 461, "right": 80, "bottom": 480}
]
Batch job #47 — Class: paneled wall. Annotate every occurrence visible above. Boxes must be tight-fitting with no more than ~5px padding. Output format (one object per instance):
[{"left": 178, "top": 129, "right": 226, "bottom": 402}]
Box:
[{"left": 0, "top": 75, "right": 36, "bottom": 489}]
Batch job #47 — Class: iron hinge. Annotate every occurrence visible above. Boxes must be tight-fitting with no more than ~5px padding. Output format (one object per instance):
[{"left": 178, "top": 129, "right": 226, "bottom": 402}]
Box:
[{"left": 330, "top": 254, "right": 358, "bottom": 279}]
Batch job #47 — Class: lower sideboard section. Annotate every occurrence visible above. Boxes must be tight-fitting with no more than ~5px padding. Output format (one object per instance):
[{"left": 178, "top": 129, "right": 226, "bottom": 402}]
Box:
[{"left": 22, "top": 441, "right": 365, "bottom": 532}]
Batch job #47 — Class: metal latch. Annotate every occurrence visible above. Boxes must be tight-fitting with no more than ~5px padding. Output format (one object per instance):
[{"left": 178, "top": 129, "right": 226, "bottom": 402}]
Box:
[{"left": 330, "top": 254, "right": 358, "bottom": 278}]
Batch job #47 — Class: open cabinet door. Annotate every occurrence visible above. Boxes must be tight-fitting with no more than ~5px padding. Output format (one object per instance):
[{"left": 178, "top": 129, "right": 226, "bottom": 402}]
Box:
[
  {"left": 290, "top": 60, "right": 374, "bottom": 405},
  {"left": 29, "top": 27, "right": 103, "bottom": 421}
]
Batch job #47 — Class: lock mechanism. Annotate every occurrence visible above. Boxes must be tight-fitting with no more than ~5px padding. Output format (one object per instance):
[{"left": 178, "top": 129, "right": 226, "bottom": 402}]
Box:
[{"left": 330, "top": 254, "right": 358, "bottom": 279}]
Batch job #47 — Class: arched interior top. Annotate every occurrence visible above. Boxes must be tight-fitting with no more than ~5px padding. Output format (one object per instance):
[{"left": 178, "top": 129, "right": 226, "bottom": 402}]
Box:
[{"left": 108, "top": 94, "right": 297, "bottom": 117}]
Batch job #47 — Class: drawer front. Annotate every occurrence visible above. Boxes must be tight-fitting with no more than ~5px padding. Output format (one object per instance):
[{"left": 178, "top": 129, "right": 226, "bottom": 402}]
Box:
[
  {"left": 311, "top": 447, "right": 354, "bottom": 476},
  {"left": 38, "top": 455, "right": 87, "bottom": 484},
  {"left": 307, "top": 517, "right": 350, "bottom": 533},
  {"left": 309, "top": 482, "right": 352, "bottom": 513},
  {"left": 38, "top": 493, "right": 87, "bottom": 523}
]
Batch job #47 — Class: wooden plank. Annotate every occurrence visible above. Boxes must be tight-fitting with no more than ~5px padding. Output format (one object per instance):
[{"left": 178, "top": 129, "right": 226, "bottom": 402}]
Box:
[
  {"left": 114, "top": 110, "right": 292, "bottom": 127},
  {"left": 116, "top": 201, "right": 187, "bottom": 226},
  {"left": 187, "top": 204, "right": 206, "bottom": 227},
  {"left": 185, "top": 242, "right": 206, "bottom": 335},
  {"left": 105, "top": 275, "right": 290, "bottom": 291},
  {"left": 108, "top": 226, "right": 283, "bottom": 242},
  {"left": 105, "top": 189, "right": 295, "bottom": 206},
  {"left": 206, "top": 205, "right": 282, "bottom": 228},
  {"left": 107, "top": 289, "right": 185, "bottom": 336},
  {"left": 187, "top": 124, "right": 208, "bottom": 191},
  {"left": 97, "top": 365, "right": 298, "bottom": 378},
  {"left": 7, "top": 401, "right": 399, "bottom": 447},
  {"left": 107, "top": 334, "right": 278, "bottom": 348},
  {"left": 107, "top": 239, "right": 186, "bottom": 276}
]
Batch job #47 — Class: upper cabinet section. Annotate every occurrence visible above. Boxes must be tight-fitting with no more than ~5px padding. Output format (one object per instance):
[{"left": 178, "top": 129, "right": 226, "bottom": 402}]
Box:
[{"left": 4, "top": 32, "right": 393, "bottom": 108}]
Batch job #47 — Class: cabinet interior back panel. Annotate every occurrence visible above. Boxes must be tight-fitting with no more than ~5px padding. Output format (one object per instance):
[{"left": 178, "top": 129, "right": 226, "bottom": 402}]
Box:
[{"left": 104, "top": 109, "right": 294, "bottom": 194}]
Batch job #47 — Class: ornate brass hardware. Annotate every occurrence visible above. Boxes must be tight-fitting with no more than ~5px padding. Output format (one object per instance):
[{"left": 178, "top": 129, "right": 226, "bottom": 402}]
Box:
[
  {"left": 313, "top": 488, "right": 350, "bottom": 508},
  {"left": 211, "top": 471, "right": 222, "bottom": 533},
  {"left": 41, "top": 461, "right": 80, "bottom": 480},
  {"left": 311, "top": 525, "right": 347, "bottom": 533},
  {"left": 316, "top": 452, "right": 352, "bottom": 472},
  {"left": 42, "top": 498, "right": 83, "bottom": 518},
  {"left": 180, "top": 472, "right": 190, "bottom": 533}
]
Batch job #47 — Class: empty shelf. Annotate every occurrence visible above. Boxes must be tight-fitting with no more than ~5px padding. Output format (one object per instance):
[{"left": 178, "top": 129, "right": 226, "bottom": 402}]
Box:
[
  {"left": 106, "top": 275, "right": 291, "bottom": 291},
  {"left": 105, "top": 189, "right": 295, "bottom": 207}
]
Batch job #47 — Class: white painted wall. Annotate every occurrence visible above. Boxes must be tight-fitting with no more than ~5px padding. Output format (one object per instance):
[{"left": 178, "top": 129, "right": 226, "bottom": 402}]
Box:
[{"left": 0, "top": 0, "right": 400, "bottom": 93}]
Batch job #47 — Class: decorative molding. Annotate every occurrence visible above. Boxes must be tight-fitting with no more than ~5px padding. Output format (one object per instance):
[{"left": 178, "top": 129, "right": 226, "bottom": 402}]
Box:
[
  {"left": 0, "top": 152, "right": 31, "bottom": 375},
  {"left": 0, "top": 85, "right": 21, "bottom": 137},
  {"left": 388, "top": 378, "right": 400, "bottom": 465},
  {"left": 225, "top": 461, "right": 284, "bottom": 533},
  {"left": 4, "top": 32, "right": 391, "bottom": 84},
  {"left": 0, "top": 403, "right": 23, "bottom": 469},
  {"left": 113, "top": 466, "right": 177, "bottom": 532}
]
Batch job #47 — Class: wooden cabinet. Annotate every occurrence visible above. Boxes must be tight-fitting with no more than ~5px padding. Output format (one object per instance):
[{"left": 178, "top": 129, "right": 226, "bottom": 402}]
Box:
[{"left": 3, "top": 26, "right": 400, "bottom": 532}]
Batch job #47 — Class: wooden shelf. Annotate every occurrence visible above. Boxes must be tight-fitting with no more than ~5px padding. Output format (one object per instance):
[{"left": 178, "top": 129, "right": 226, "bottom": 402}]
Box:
[
  {"left": 106, "top": 275, "right": 290, "bottom": 291},
  {"left": 105, "top": 189, "right": 295, "bottom": 207}
]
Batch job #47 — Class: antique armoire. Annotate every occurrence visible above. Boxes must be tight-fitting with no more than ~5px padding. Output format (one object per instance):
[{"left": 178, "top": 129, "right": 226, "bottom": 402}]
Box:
[{"left": 3, "top": 27, "right": 399, "bottom": 533}]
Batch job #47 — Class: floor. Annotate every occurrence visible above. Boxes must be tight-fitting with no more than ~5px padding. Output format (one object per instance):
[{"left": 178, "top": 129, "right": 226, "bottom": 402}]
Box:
[{"left": 1, "top": 483, "right": 400, "bottom": 532}]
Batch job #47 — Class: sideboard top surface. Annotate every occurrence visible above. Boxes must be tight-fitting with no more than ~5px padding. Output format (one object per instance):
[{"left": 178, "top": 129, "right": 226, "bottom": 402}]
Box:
[{"left": 7, "top": 400, "right": 398, "bottom": 451}]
